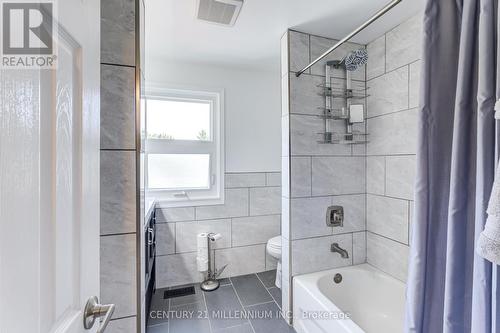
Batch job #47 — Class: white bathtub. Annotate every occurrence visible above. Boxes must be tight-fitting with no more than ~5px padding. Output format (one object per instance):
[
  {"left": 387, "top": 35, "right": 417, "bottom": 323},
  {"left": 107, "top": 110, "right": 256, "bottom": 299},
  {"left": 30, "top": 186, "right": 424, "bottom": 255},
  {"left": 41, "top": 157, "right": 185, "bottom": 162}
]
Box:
[{"left": 293, "top": 264, "right": 405, "bottom": 333}]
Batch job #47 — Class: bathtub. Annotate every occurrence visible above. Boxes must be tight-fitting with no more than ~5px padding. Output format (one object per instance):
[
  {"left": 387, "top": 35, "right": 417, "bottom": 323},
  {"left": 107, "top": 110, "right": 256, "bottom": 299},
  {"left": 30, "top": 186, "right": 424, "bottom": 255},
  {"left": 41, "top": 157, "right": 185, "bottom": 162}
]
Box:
[{"left": 293, "top": 264, "right": 405, "bottom": 333}]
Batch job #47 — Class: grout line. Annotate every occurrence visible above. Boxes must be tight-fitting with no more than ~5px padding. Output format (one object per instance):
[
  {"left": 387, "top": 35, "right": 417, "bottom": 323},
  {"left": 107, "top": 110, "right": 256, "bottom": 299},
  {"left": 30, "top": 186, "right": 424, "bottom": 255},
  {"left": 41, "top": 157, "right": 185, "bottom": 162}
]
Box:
[
  {"left": 244, "top": 300, "right": 277, "bottom": 309},
  {"left": 101, "top": 62, "right": 135, "bottom": 68},
  {"left": 255, "top": 273, "right": 276, "bottom": 303},
  {"left": 229, "top": 281, "right": 256, "bottom": 333},
  {"left": 201, "top": 286, "right": 213, "bottom": 333},
  {"left": 100, "top": 232, "right": 136, "bottom": 237},
  {"left": 365, "top": 107, "right": 417, "bottom": 120},
  {"left": 367, "top": 230, "right": 409, "bottom": 246}
]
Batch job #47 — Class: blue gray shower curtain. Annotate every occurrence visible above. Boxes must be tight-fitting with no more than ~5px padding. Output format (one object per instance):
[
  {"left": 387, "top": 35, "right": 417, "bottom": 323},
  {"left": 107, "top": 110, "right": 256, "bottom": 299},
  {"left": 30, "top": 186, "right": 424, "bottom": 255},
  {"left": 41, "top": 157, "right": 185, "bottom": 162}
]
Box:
[{"left": 405, "top": 0, "right": 500, "bottom": 332}]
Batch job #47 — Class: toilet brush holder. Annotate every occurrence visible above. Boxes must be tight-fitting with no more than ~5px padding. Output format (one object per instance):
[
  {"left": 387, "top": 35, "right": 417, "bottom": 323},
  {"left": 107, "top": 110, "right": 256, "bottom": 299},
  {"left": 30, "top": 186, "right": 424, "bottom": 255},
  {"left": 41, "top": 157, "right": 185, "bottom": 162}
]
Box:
[{"left": 200, "top": 233, "right": 227, "bottom": 292}]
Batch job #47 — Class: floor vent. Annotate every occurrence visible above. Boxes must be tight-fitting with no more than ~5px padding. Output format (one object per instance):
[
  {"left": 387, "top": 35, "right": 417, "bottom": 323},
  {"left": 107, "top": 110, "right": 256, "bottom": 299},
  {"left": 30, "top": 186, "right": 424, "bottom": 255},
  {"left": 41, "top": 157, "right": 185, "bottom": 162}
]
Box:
[
  {"left": 164, "top": 286, "right": 195, "bottom": 299},
  {"left": 196, "top": 0, "right": 244, "bottom": 26}
]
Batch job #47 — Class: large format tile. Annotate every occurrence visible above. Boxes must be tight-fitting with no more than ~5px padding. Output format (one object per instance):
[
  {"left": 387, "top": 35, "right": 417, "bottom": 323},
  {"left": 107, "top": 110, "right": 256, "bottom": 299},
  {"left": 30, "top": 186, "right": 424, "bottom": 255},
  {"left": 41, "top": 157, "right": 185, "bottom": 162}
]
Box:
[
  {"left": 367, "top": 108, "right": 418, "bottom": 155},
  {"left": 367, "top": 156, "right": 385, "bottom": 195},
  {"left": 310, "top": 35, "right": 366, "bottom": 81},
  {"left": 100, "top": 151, "right": 136, "bottom": 235},
  {"left": 290, "top": 157, "right": 311, "bottom": 197},
  {"left": 156, "top": 223, "right": 175, "bottom": 255},
  {"left": 353, "top": 232, "right": 367, "bottom": 265},
  {"left": 289, "top": 74, "right": 325, "bottom": 115},
  {"left": 409, "top": 60, "right": 421, "bottom": 109},
  {"left": 156, "top": 252, "right": 202, "bottom": 288},
  {"left": 215, "top": 245, "right": 266, "bottom": 278},
  {"left": 292, "top": 234, "right": 352, "bottom": 275},
  {"left": 232, "top": 215, "right": 281, "bottom": 246},
  {"left": 205, "top": 285, "right": 248, "bottom": 330},
  {"left": 290, "top": 196, "right": 332, "bottom": 239},
  {"left": 266, "top": 172, "right": 282, "bottom": 186},
  {"left": 385, "top": 14, "right": 422, "bottom": 72},
  {"left": 100, "top": 234, "right": 137, "bottom": 318},
  {"left": 367, "top": 232, "right": 409, "bottom": 282},
  {"left": 176, "top": 219, "right": 231, "bottom": 252},
  {"left": 311, "top": 156, "right": 365, "bottom": 195},
  {"left": 231, "top": 274, "right": 273, "bottom": 306},
  {"left": 268, "top": 287, "right": 282, "bottom": 308},
  {"left": 367, "top": 194, "right": 409, "bottom": 244},
  {"left": 196, "top": 188, "right": 249, "bottom": 220},
  {"left": 225, "top": 173, "right": 266, "bottom": 188},
  {"left": 215, "top": 323, "right": 254, "bottom": 333},
  {"left": 331, "top": 194, "right": 366, "bottom": 235},
  {"left": 249, "top": 187, "right": 281, "bottom": 215},
  {"left": 257, "top": 270, "right": 277, "bottom": 288},
  {"left": 101, "top": 0, "right": 136, "bottom": 66},
  {"left": 169, "top": 301, "right": 211, "bottom": 333},
  {"left": 386, "top": 155, "right": 416, "bottom": 200},
  {"left": 289, "top": 30, "right": 310, "bottom": 73},
  {"left": 156, "top": 206, "right": 195, "bottom": 223},
  {"left": 107, "top": 316, "right": 136, "bottom": 333},
  {"left": 246, "top": 300, "right": 295, "bottom": 333},
  {"left": 100, "top": 65, "right": 135, "bottom": 150},
  {"left": 367, "top": 35, "right": 385, "bottom": 79},
  {"left": 290, "top": 115, "right": 352, "bottom": 156},
  {"left": 367, "top": 66, "right": 409, "bottom": 118}
]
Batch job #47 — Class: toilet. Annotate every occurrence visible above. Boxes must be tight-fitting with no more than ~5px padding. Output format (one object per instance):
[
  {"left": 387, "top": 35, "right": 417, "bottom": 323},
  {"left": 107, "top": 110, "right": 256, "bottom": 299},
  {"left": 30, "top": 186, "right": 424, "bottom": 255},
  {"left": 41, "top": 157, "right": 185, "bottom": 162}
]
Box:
[{"left": 266, "top": 235, "right": 282, "bottom": 288}]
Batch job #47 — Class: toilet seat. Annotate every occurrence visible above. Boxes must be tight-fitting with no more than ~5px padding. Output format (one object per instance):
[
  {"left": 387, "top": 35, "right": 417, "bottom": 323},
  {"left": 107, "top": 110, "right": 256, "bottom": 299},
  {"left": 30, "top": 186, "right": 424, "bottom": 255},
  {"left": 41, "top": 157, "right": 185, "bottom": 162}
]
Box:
[{"left": 268, "top": 236, "right": 281, "bottom": 250}]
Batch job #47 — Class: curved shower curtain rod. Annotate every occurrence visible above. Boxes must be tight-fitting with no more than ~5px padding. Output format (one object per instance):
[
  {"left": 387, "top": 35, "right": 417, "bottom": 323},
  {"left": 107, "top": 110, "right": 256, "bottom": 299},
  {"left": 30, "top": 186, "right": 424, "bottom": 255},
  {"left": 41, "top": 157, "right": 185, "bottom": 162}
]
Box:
[{"left": 295, "top": 0, "right": 403, "bottom": 77}]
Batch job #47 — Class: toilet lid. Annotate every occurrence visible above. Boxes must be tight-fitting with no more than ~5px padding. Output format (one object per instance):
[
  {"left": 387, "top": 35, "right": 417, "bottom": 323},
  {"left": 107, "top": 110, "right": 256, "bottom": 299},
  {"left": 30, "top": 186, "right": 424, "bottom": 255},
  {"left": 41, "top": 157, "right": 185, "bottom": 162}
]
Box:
[{"left": 268, "top": 236, "right": 281, "bottom": 249}]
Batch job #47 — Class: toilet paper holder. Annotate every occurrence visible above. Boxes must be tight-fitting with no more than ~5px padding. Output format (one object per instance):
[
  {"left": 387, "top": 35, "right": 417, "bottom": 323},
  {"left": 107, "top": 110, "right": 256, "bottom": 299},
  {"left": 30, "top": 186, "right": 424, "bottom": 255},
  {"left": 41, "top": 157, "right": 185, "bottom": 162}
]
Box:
[{"left": 200, "top": 232, "right": 228, "bottom": 292}]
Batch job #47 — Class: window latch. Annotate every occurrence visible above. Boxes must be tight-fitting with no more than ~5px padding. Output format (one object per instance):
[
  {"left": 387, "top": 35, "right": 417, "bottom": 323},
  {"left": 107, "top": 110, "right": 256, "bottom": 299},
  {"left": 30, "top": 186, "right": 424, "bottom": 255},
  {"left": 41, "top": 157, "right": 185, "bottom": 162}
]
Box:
[{"left": 173, "top": 191, "right": 188, "bottom": 198}]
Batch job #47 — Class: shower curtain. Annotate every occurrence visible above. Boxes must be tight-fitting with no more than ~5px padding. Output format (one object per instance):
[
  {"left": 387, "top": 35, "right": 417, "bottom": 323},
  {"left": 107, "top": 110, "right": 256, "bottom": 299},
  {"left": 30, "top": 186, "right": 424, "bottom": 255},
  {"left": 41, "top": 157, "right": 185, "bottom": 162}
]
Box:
[{"left": 405, "top": 0, "right": 500, "bottom": 332}]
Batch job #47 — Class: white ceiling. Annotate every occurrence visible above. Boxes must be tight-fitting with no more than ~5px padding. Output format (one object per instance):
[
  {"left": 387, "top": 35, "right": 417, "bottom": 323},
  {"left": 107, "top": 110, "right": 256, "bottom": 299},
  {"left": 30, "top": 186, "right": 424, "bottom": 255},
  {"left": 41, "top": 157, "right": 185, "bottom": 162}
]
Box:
[{"left": 145, "top": 0, "right": 422, "bottom": 72}]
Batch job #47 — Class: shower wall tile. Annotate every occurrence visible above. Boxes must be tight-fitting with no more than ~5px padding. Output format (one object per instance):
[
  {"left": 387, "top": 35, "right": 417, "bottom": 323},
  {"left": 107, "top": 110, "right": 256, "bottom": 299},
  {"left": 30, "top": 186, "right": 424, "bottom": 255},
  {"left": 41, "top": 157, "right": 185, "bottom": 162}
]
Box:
[
  {"left": 101, "top": 234, "right": 137, "bottom": 318},
  {"left": 331, "top": 194, "right": 366, "bottom": 235},
  {"left": 291, "top": 157, "right": 311, "bottom": 197},
  {"left": 367, "top": 35, "right": 385, "bottom": 80},
  {"left": 176, "top": 219, "right": 231, "bottom": 252},
  {"left": 290, "top": 196, "right": 333, "bottom": 240},
  {"left": 290, "top": 115, "right": 351, "bottom": 156},
  {"left": 366, "top": 66, "right": 409, "bottom": 118},
  {"left": 367, "top": 108, "right": 418, "bottom": 155},
  {"left": 107, "top": 317, "right": 136, "bottom": 333},
  {"left": 249, "top": 186, "right": 281, "bottom": 215},
  {"left": 367, "top": 156, "right": 385, "bottom": 195},
  {"left": 311, "top": 156, "right": 365, "bottom": 195},
  {"left": 156, "top": 252, "right": 203, "bottom": 287},
  {"left": 289, "top": 30, "right": 310, "bottom": 74},
  {"left": 292, "top": 234, "right": 353, "bottom": 275},
  {"left": 232, "top": 215, "right": 281, "bottom": 247},
  {"left": 289, "top": 74, "right": 325, "bottom": 115},
  {"left": 367, "top": 232, "right": 409, "bottom": 282},
  {"left": 367, "top": 194, "right": 409, "bottom": 244},
  {"left": 156, "top": 207, "right": 195, "bottom": 223},
  {"left": 156, "top": 223, "right": 176, "bottom": 255},
  {"left": 353, "top": 232, "right": 367, "bottom": 265},
  {"left": 409, "top": 60, "right": 421, "bottom": 109},
  {"left": 100, "top": 65, "right": 136, "bottom": 150},
  {"left": 266, "top": 172, "right": 282, "bottom": 186},
  {"left": 309, "top": 35, "right": 366, "bottom": 81},
  {"left": 196, "top": 188, "right": 249, "bottom": 220},
  {"left": 100, "top": 151, "right": 136, "bottom": 235},
  {"left": 385, "top": 14, "right": 422, "bottom": 72},
  {"left": 225, "top": 173, "right": 266, "bottom": 188},
  {"left": 101, "top": 0, "right": 136, "bottom": 66},
  {"left": 386, "top": 155, "right": 416, "bottom": 200},
  {"left": 215, "top": 244, "right": 266, "bottom": 278}
]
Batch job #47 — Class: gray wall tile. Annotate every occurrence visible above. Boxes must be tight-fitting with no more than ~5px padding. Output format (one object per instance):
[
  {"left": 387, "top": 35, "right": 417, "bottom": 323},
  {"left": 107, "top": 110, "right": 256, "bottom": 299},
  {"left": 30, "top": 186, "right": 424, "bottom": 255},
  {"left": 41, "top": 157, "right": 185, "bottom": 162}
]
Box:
[
  {"left": 291, "top": 157, "right": 311, "bottom": 197},
  {"left": 100, "top": 151, "right": 136, "bottom": 235},
  {"left": 409, "top": 61, "right": 421, "bottom": 109},
  {"left": 156, "top": 207, "right": 195, "bottom": 222},
  {"left": 353, "top": 232, "right": 366, "bottom": 264},
  {"left": 367, "top": 232, "right": 409, "bottom": 281},
  {"left": 176, "top": 219, "right": 231, "bottom": 253},
  {"left": 249, "top": 187, "right": 281, "bottom": 215},
  {"left": 367, "top": 156, "right": 385, "bottom": 195},
  {"left": 215, "top": 244, "right": 266, "bottom": 278},
  {"left": 289, "top": 30, "right": 310, "bottom": 73},
  {"left": 386, "top": 155, "right": 416, "bottom": 200},
  {"left": 367, "top": 195, "right": 409, "bottom": 244},
  {"left": 156, "top": 252, "right": 203, "bottom": 288},
  {"left": 311, "top": 156, "right": 365, "bottom": 195},
  {"left": 101, "top": 234, "right": 137, "bottom": 318},
  {"left": 225, "top": 173, "right": 266, "bottom": 188},
  {"left": 232, "top": 215, "right": 281, "bottom": 247},
  {"left": 367, "top": 109, "right": 417, "bottom": 155},
  {"left": 367, "top": 66, "right": 409, "bottom": 118},
  {"left": 367, "top": 35, "right": 385, "bottom": 80},
  {"left": 385, "top": 14, "right": 422, "bottom": 72},
  {"left": 266, "top": 172, "right": 282, "bottom": 186},
  {"left": 101, "top": 0, "right": 136, "bottom": 66},
  {"left": 289, "top": 74, "right": 325, "bottom": 115},
  {"left": 107, "top": 316, "right": 136, "bottom": 333},
  {"left": 290, "top": 196, "right": 332, "bottom": 239},
  {"left": 331, "top": 194, "right": 366, "bottom": 235},
  {"left": 100, "top": 65, "right": 136, "bottom": 150},
  {"left": 196, "top": 188, "right": 249, "bottom": 220},
  {"left": 156, "top": 223, "right": 175, "bottom": 255}
]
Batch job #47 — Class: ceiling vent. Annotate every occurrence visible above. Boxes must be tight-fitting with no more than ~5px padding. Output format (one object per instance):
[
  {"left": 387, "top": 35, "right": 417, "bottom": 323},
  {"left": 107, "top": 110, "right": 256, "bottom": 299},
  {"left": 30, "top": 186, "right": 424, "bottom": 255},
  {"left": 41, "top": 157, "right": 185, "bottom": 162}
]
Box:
[{"left": 196, "top": 0, "right": 244, "bottom": 26}]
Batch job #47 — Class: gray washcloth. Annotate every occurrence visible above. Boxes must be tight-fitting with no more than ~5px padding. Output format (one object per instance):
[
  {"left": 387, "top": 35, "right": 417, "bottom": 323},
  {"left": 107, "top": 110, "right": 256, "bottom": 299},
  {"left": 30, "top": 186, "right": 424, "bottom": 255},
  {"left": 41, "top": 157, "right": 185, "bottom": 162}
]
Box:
[{"left": 477, "top": 162, "right": 500, "bottom": 264}]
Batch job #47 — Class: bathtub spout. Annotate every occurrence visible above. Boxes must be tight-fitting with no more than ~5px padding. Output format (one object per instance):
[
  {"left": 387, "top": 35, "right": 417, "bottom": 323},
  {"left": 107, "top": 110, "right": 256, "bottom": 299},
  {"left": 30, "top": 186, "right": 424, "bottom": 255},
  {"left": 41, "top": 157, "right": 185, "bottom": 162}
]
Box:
[{"left": 331, "top": 243, "right": 349, "bottom": 258}]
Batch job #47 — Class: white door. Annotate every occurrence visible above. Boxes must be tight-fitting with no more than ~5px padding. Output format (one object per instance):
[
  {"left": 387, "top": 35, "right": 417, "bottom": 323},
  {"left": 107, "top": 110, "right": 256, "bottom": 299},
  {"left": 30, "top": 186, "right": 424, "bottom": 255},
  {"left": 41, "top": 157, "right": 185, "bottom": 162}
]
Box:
[{"left": 0, "top": 0, "right": 102, "bottom": 332}]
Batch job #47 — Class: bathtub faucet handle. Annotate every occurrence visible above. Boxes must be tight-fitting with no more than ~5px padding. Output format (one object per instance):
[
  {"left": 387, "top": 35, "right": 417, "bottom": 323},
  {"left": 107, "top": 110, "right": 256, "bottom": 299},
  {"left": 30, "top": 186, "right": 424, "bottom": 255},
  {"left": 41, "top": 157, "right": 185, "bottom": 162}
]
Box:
[{"left": 331, "top": 243, "right": 349, "bottom": 258}]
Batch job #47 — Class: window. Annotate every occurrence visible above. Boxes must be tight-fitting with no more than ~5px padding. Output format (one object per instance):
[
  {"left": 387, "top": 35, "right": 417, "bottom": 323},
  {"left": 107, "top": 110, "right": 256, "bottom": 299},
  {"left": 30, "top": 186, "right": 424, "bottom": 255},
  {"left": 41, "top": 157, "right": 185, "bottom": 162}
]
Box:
[{"left": 145, "top": 87, "right": 224, "bottom": 206}]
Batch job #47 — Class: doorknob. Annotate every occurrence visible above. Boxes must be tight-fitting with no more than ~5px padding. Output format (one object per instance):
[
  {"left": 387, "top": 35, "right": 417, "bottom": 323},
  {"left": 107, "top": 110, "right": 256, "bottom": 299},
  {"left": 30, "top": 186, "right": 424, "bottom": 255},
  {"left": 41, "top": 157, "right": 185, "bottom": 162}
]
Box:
[{"left": 83, "top": 296, "right": 115, "bottom": 332}]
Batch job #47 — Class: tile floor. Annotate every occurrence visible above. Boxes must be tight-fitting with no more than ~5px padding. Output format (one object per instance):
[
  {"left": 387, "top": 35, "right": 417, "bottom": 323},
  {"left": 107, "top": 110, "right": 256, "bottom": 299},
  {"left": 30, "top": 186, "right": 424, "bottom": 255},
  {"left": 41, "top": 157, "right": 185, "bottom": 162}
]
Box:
[{"left": 147, "top": 270, "right": 295, "bottom": 333}]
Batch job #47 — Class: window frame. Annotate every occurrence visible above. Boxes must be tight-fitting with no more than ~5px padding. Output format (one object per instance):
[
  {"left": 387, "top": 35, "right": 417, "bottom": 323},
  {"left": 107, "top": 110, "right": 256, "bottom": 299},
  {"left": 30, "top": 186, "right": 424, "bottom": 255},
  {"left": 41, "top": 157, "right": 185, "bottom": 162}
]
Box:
[{"left": 144, "top": 86, "right": 225, "bottom": 207}]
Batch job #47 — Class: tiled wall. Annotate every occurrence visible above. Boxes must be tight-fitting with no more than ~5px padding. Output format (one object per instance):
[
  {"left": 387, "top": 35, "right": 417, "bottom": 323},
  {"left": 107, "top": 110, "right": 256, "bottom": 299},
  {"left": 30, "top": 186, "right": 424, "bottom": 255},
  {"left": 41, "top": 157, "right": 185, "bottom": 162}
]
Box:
[
  {"left": 281, "top": 30, "right": 368, "bottom": 320},
  {"left": 100, "top": 0, "right": 139, "bottom": 332},
  {"left": 365, "top": 14, "right": 421, "bottom": 282},
  {"left": 155, "top": 172, "right": 282, "bottom": 288}
]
